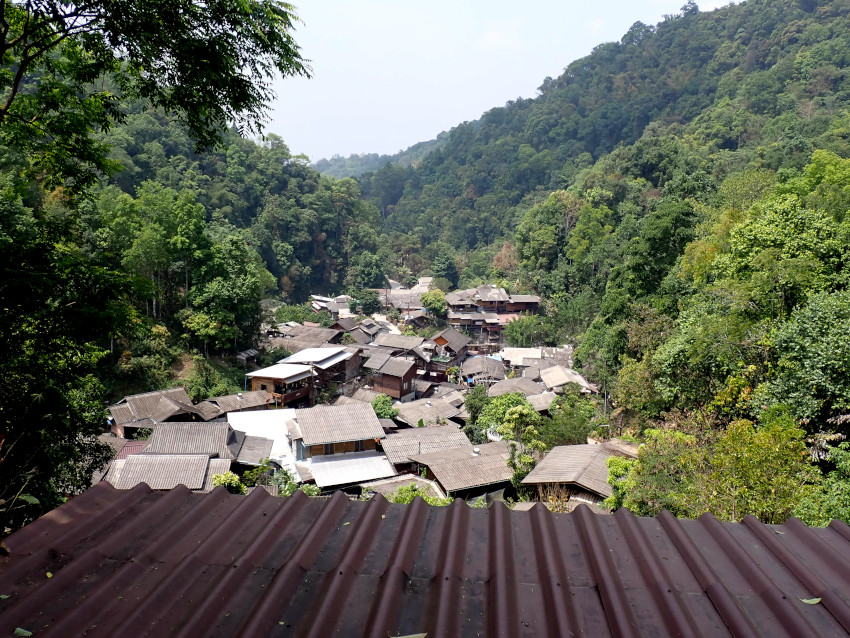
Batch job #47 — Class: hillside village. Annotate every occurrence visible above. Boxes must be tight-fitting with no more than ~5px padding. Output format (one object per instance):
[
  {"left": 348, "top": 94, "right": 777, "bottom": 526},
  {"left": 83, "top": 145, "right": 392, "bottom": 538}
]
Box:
[{"left": 101, "top": 281, "right": 629, "bottom": 509}]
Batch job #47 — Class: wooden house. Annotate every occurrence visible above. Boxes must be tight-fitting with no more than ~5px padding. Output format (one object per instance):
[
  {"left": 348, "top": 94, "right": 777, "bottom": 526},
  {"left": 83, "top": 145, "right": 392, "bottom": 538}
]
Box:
[{"left": 246, "top": 363, "right": 315, "bottom": 407}]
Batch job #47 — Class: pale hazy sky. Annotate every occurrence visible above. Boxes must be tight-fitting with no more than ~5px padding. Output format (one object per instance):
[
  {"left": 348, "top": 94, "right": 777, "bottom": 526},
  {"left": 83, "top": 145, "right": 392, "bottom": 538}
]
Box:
[{"left": 267, "top": 1, "right": 734, "bottom": 161}]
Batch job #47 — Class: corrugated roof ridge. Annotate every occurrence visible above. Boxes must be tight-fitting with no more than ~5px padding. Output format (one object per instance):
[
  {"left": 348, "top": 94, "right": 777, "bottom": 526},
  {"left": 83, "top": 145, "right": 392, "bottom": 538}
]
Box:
[
  {"left": 168, "top": 493, "right": 313, "bottom": 637},
  {"left": 100, "top": 489, "right": 270, "bottom": 638},
  {"left": 488, "top": 502, "right": 520, "bottom": 637},
  {"left": 237, "top": 491, "right": 353, "bottom": 635},
  {"left": 0, "top": 484, "right": 209, "bottom": 635},
  {"left": 573, "top": 505, "right": 641, "bottom": 636},
  {"left": 698, "top": 512, "right": 816, "bottom": 637},
  {"left": 614, "top": 508, "right": 707, "bottom": 636},
  {"left": 656, "top": 510, "right": 759, "bottom": 638},
  {"left": 526, "top": 504, "right": 585, "bottom": 636},
  {"left": 741, "top": 515, "right": 850, "bottom": 630},
  {"left": 363, "top": 496, "right": 430, "bottom": 632},
  {"left": 427, "top": 498, "right": 472, "bottom": 637},
  {"left": 299, "top": 497, "right": 395, "bottom": 638}
]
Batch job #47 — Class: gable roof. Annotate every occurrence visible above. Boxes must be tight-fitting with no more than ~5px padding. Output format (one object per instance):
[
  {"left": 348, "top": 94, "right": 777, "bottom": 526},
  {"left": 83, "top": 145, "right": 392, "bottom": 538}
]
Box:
[
  {"left": 141, "top": 422, "right": 242, "bottom": 459},
  {"left": 6, "top": 484, "right": 850, "bottom": 637},
  {"left": 104, "top": 454, "right": 230, "bottom": 491},
  {"left": 373, "top": 333, "right": 424, "bottom": 350},
  {"left": 410, "top": 441, "right": 512, "bottom": 492},
  {"left": 396, "top": 397, "right": 462, "bottom": 427},
  {"left": 521, "top": 444, "right": 614, "bottom": 498},
  {"left": 245, "top": 363, "right": 313, "bottom": 383},
  {"left": 375, "top": 357, "right": 417, "bottom": 378},
  {"left": 295, "top": 404, "right": 385, "bottom": 446},
  {"left": 198, "top": 390, "right": 273, "bottom": 417},
  {"left": 281, "top": 346, "right": 352, "bottom": 369},
  {"left": 433, "top": 327, "right": 471, "bottom": 353},
  {"left": 461, "top": 356, "right": 506, "bottom": 380},
  {"left": 488, "top": 377, "right": 544, "bottom": 397},
  {"left": 108, "top": 387, "right": 194, "bottom": 426},
  {"left": 380, "top": 424, "right": 472, "bottom": 465},
  {"left": 501, "top": 347, "right": 543, "bottom": 367},
  {"left": 540, "top": 365, "right": 597, "bottom": 393}
]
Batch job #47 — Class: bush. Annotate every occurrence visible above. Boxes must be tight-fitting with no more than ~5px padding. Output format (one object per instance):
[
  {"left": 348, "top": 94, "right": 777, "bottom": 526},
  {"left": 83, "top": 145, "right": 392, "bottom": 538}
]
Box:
[{"left": 213, "top": 471, "right": 247, "bottom": 494}]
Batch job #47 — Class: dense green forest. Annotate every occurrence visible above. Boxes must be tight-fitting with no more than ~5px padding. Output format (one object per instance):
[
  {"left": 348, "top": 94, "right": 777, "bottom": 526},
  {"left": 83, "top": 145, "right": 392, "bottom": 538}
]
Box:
[{"left": 5, "top": 0, "right": 850, "bottom": 529}]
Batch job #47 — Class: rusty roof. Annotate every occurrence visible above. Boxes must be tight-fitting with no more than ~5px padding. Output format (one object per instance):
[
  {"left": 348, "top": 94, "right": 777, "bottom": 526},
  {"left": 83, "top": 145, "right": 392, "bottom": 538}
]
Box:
[{"left": 4, "top": 484, "right": 850, "bottom": 637}]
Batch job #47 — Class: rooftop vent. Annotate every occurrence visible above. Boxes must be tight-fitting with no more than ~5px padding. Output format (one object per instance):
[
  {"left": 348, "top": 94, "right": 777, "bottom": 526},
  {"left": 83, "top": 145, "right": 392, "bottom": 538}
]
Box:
[
  {"left": 237, "top": 393, "right": 243, "bottom": 400},
  {"left": 472, "top": 446, "right": 481, "bottom": 456}
]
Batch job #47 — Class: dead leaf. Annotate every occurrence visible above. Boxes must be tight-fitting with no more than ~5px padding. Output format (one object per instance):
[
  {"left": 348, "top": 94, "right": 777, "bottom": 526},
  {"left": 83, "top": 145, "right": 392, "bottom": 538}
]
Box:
[{"left": 799, "top": 597, "right": 822, "bottom": 605}]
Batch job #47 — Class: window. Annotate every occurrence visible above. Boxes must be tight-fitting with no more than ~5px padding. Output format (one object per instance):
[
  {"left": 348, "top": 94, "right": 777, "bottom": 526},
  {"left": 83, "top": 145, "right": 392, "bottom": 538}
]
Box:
[
  {"left": 260, "top": 384, "right": 267, "bottom": 391},
  {"left": 354, "top": 440, "right": 365, "bottom": 452},
  {"left": 324, "top": 443, "right": 334, "bottom": 455}
]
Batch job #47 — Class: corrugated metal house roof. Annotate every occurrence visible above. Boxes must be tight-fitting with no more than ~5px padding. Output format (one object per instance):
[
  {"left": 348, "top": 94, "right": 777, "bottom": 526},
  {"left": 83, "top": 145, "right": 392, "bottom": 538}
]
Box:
[
  {"left": 4, "top": 484, "right": 850, "bottom": 637},
  {"left": 308, "top": 450, "right": 397, "bottom": 488},
  {"left": 295, "top": 404, "right": 385, "bottom": 446},
  {"left": 141, "top": 422, "right": 241, "bottom": 459},
  {"left": 488, "top": 376, "right": 544, "bottom": 397},
  {"left": 396, "top": 397, "right": 462, "bottom": 427},
  {"left": 104, "top": 454, "right": 229, "bottom": 491},
  {"left": 380, "top": 424, "right": 471, "bottom": 465},
  {"left": 373, "top": 333, "right": 424, "bottom": 350},
  {"left": 522, "top": 444, "right": 615, "bottom": 498},
  {"left": 410, "top": 441, "right": 513, "bottom": 493},
  {"left": 462, "top": 355, "right": 506, "bottom": 381},
  {"left": 108, "top": 387, "right": 194, "bottom": 426},
  {"left": 202, "top": 390, "right": 273, "bottom": 414},
  {"left": 376, "top": 357, "right": 417, "bottom": 378}
]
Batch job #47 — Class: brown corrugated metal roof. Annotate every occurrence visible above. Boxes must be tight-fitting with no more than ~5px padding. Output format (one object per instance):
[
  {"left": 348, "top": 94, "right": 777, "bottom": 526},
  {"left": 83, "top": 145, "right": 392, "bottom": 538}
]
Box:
[
  {"left": 380, "top": 424, "right": 471, "bottom": 465},
  {"left": 4, "top": 484, "right": 850, "bottom": 637},
  {"left": 410, "top": 441, "right": 513, "bottom": 492},
  {"left": 295, "top": 404, "right": 385, "bottom": 446},
  {"left": 522, "top": 444, "right": 615, "bottom": 498}
]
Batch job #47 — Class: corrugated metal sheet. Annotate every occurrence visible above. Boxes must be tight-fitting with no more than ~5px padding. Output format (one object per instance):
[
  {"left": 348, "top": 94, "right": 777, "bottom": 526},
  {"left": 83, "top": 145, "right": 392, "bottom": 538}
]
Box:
[
  {"left": 205, "top": 390, "right": 273, "bottom": 414},
  {"left": 108, "top": 387, "right": 194, "bottom": 425},
  {"left": 4, "top": 484, "right": 850, "bottom": 637},
  {"left": 488, "top": 377, "right": 544, "bottom": 397},
  {"left": 522, "top": 444, "right": 615, "bottom": 498},
  {"left": 308, "top": 450, "right": 397, "bottom": 488},
  {"left": 373, "top": 333, "right": 424, "bottom": 350},
  {"left": 396, "top": 397, "right": 462, "bottom": 427},
  {"left": 142, "top": 422, "right": 238, "bottom": 459},
  {"left": 411, "top": 442, "right": 513, "bottom": 493},
  {"left": 380, "top": 424, "right": 471, "bottom": 464},
  {"left": 295, "top": 404, "right": 385, "bottom": 446},
  {"left": 106, "top": 454, "right": 212, "bottom": 490}
]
